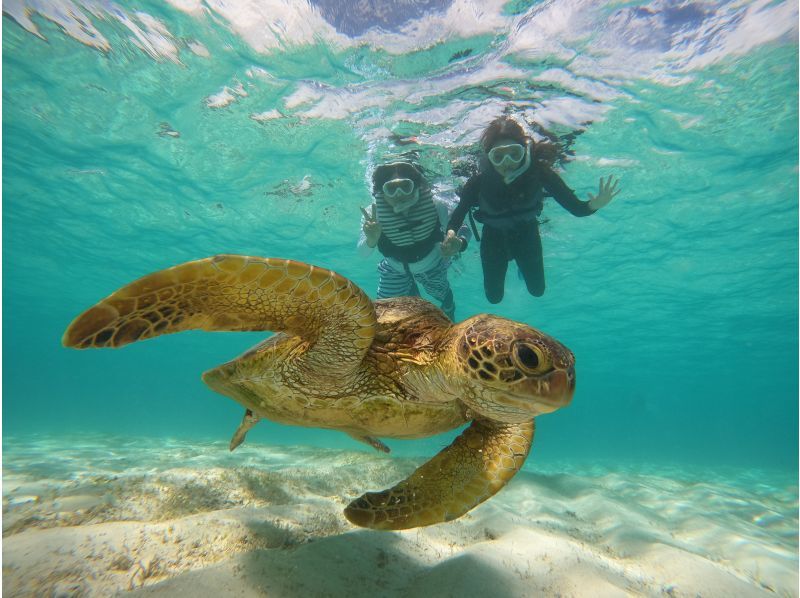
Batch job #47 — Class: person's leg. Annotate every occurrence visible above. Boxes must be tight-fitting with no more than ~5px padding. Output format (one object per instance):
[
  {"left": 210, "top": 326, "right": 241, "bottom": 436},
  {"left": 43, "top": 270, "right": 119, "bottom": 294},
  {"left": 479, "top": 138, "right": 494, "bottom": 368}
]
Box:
[
  {"left": 480, "top": 226, "right": 509, "bottom": 303},
  {"left": 415, "top": 258, "right": 456, "bottom": 320},
  {"left": 377, "top": 259, "right": 415, "bottom": 299},
  {"left": 407, "top": 270, "right": 421, "bottom": 297},
  {"left": 511, "top": 223, "right": 545, "bottom": 297}
]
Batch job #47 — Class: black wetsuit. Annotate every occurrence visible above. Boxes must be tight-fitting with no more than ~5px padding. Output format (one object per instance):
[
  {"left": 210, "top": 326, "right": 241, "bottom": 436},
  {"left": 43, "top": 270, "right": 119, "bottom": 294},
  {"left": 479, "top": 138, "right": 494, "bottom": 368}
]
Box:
[{"left": 447, "top": 159, "right": 595, "bottom": 303}]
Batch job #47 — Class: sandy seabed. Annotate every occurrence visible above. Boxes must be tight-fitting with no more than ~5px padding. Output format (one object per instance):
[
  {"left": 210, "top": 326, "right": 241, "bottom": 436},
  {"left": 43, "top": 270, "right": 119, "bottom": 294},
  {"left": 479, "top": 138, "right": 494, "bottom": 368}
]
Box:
[{"left": 2, "top": 435, "right": 797, "bottom": 598}]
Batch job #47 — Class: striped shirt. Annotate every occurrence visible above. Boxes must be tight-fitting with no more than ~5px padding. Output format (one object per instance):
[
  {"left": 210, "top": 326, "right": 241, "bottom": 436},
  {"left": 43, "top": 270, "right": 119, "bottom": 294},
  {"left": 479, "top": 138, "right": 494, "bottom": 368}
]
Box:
[
  {"left": 358, "top": 191, "right": 470, "bottom": 274},
  {"left": 374, "top": 188, "right": 439, "bottom": 248}
]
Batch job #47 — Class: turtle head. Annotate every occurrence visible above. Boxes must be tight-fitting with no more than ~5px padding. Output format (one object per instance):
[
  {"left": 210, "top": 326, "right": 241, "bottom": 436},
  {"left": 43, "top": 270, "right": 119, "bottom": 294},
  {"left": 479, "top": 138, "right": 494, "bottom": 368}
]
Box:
[{"left": 447, "top": 315, "right": 575, "bottom": 423}]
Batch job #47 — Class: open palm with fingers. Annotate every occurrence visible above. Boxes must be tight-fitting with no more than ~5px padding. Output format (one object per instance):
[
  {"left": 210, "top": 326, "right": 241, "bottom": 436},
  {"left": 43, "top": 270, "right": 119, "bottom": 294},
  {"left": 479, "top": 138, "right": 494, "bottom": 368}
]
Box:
[{"left": 587, "top": 176, "right": 621, "bottom": 211}]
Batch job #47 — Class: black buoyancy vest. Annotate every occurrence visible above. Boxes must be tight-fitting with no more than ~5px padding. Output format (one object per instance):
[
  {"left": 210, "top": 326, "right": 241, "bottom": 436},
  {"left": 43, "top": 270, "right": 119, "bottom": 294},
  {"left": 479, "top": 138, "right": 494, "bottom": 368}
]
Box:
[
  {"left": 474, "top": 165, "right": 543, "bottom": 230},
  {"left": 375, "top": 190, "right": 444, "bottom": 263}
]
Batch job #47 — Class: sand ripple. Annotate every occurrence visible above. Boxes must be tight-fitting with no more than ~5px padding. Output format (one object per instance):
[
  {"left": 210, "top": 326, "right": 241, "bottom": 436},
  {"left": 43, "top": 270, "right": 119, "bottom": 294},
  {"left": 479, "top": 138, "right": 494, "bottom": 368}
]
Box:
[{"left": 3, "top": 435, "right": 797, "bottom": 597}]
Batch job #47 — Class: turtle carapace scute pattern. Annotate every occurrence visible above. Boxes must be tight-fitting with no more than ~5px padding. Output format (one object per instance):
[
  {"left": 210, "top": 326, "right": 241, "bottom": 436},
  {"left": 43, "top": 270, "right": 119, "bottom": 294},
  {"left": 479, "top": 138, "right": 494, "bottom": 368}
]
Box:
[{"left": 63, "top": 255, "right": 576, "bottom": 530}]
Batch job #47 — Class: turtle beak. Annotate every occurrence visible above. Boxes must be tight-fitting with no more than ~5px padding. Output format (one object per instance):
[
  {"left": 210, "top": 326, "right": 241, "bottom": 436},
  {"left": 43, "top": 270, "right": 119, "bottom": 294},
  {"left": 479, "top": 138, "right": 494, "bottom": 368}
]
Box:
[
  {"left": 539, "top": 366, "right": 575, "bottom": 411},
  {"left": 508, "top": 365, "right": 575, "bottom": 416}
]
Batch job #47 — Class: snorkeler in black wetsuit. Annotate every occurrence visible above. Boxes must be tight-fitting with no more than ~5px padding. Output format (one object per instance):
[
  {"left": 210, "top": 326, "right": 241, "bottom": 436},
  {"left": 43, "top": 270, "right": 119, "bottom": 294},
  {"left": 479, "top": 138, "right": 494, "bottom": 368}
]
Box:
[{"left": 447, "top": 116, "right": 620, "bottom": 303}]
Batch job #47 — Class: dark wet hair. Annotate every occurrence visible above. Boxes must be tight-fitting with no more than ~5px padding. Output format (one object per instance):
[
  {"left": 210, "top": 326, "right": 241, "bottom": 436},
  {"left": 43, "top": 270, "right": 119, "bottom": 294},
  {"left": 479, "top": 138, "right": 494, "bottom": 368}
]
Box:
[
  {"left": 479, "top": 116, "right": 560, "bottom": 166},
  {"left": 372, "top": 161, "right": 426, "bottom": 195}
]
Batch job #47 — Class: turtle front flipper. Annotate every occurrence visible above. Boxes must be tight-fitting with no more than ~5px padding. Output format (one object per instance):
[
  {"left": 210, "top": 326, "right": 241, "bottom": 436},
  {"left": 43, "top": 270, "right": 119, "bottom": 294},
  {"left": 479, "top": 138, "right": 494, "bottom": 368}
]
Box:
[
  {"left": 62, "top": 255, "right": 376, "bottom": 378},
  {"left": 344, "top": 419, "right": 534, "bottom": 530}
]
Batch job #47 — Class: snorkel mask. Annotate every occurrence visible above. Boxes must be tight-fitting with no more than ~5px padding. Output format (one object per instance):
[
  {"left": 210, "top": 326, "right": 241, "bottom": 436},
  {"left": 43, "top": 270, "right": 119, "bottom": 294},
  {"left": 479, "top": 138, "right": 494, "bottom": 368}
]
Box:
[
  {"left": 382, "top": 177, "right": 415, "bottom": 198},
  {"left": 487, "top": 141, "right": 531, "bottom": 184},
  {"left": 487, "top": 142, "right": 527, "bottom": 167},
  {"left": 374, "top": 161, "right": 422, "bottom": 212},
  {"left": 382, "top": 178, "right": 419, "bottom": 212}
]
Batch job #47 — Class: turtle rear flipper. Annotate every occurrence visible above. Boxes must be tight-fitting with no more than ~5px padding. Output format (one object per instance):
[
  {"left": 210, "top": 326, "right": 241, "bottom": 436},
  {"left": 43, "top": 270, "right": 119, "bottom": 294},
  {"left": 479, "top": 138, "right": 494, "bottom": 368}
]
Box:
[
  {"left": 62, "top": 255, "right": 376, "bottom": 379},
  {"left": 229, "top": 409, "right": 260, "bottom": 451},
  {"left": 344, "top": 419, "right": 534, "bottom": 530}
]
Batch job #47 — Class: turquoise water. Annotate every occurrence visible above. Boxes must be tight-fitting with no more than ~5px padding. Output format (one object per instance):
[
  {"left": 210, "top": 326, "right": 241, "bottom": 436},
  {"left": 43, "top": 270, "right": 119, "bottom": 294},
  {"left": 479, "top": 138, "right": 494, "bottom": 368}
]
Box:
[{"left": 3, "top": 0, "right": 798, "bottom": 480}]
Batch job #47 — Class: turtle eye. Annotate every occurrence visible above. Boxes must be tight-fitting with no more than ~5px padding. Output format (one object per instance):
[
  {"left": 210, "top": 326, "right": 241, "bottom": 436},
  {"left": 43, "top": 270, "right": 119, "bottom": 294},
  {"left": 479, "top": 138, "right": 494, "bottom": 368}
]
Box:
[{"left": 513, "top": 343, "right": 546, "bottom": 374}]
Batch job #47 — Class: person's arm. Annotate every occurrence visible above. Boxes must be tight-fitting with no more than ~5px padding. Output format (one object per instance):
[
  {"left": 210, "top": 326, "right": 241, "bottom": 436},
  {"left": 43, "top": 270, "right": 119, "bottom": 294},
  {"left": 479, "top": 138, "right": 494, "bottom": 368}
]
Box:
[
  {"left": 437, "top": 199, "right": 471, "bottom": 256},
  {"left": 357, "top": 204, "right": 380, "bottom": 257},
  {"left": 541, "top": 165, "right": 621, "bottom": 216},
  {"left": 443, "top": 200, "right": 472, "bottom": 247},
  {"left": 539, "top": 164, "right": 595, "bottom": 217},
  {"left": 446, "top": 175, "right": 479, "bottom": 231},
  {"left": 357, "top": 220, "right": 374, "bottom": 257}
]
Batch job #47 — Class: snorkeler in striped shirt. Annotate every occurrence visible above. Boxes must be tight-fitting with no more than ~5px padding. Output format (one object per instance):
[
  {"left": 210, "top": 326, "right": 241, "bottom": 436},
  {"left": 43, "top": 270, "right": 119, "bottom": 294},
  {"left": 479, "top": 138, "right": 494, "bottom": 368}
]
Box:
[{"left": 358, "top": 161, "right": 470, "bottom": 321}]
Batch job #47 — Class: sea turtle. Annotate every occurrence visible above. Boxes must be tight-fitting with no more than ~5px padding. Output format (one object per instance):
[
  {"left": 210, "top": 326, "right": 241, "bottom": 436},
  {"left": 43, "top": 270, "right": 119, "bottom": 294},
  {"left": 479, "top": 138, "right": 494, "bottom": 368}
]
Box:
[{"left": 62, "top": 255, "right": 575, "bottom": 530}]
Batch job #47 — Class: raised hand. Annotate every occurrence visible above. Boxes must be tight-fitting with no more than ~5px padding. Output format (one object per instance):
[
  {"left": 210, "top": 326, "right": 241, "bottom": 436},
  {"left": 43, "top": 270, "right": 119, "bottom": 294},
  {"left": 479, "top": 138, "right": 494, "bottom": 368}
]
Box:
[
  {"left": 360, "top": 205, "right": 382, "bottom": 247},
  {"left": 440, "top": 229, "right": 463, "bottom": 257},
  {"left": 587, "top": 175, "right": 621, "bottom": 211}
]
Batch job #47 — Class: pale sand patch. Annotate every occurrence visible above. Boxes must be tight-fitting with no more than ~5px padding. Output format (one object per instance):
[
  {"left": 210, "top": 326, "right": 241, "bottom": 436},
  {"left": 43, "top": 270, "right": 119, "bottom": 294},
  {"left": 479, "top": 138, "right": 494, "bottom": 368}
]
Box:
[{"left": 3, "top": 436, "right": 797, "bottom": 597}]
